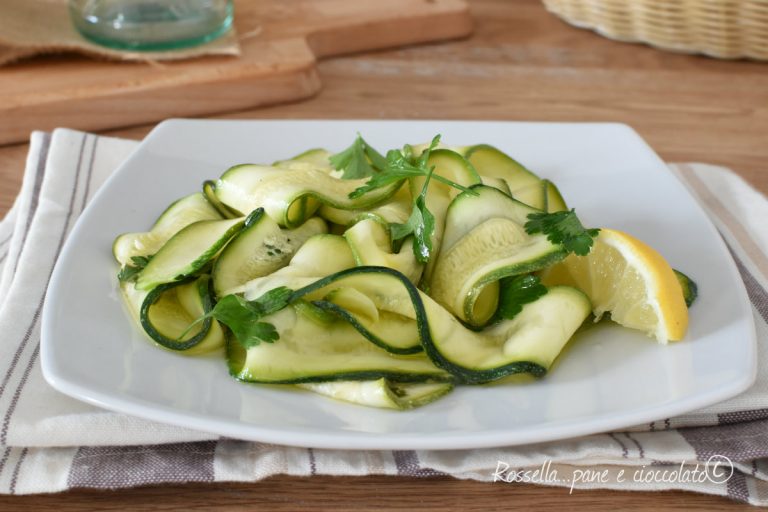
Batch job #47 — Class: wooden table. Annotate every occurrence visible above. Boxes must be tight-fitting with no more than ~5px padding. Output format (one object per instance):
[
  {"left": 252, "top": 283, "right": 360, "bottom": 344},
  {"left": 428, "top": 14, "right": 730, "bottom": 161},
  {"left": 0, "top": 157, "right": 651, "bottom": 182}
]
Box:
[{"left": 0, "top": 0, "right": 765, "bottom": 509}]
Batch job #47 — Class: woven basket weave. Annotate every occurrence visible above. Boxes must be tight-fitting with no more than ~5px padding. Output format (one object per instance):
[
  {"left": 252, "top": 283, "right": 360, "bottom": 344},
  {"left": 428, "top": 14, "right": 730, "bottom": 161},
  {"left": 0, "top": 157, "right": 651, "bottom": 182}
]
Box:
[{"left": 542, "top": 0, "right": 768, "bottom": 60}]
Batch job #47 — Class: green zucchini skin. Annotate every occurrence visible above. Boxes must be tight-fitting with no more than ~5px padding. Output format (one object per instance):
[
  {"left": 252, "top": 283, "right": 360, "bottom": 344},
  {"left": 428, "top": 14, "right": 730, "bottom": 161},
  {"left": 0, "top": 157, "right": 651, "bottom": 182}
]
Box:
[
  {"left": 458, "top": 248, "right": 568, "bottom": 324},
  {"left": 674, "top": 269, "right": 698, "bottom": 307},
  {"left": 431, "top": 185, "right": 568, "bottom": 326},
  {"left": 202, "top": 180, "right": 243, "bottom": 219},
  {"left": 311, "top": 299, "right": 423, "bottom": 355},
  {"left": 443, "top": 360, "right": 547, "bottom": 384},
  {"left": 226, "top": 333, "right": 450, "bottom": 385},
  {"left": 211, "top": 209, "right": 328, "bottom": 298},
  {"left": 214, "top": 164, "right": 403, "bottom": 229},
  {"left": 432, "top": 285, "right": 591, "bottom": 383},
  {"left": 139, "top": 275, "right": 219, "bottom": 352},
  {"left": 113, "top": 192, "right": 223, "bottom": 266},
  {"left": 344, "top": 218, "right": 423, "bottom": 285},
  {"left": 228, "top": 267, "right": 447, "bottom": 384},
  {"left": 399, "top": 267, "right": 548, "bottom": 384},
  {"left": 135, "top": 213, "right": 254, "bottom": 291},
  {"left": 319, "top": 183, "right": 413, "bottom": 228},
  {"left": 279, "top": 266, "right": 563, "bottom": 384},
  {"left": 440, "top": 184, "right": 539, "bottom": 254}
]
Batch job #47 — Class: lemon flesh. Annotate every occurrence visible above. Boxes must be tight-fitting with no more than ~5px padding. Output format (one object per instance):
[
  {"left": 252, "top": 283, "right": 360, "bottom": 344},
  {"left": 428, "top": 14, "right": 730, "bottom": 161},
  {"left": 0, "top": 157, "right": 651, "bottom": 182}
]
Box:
[{"left": 540, "top": 228, "right": 688, "bottom": 343}]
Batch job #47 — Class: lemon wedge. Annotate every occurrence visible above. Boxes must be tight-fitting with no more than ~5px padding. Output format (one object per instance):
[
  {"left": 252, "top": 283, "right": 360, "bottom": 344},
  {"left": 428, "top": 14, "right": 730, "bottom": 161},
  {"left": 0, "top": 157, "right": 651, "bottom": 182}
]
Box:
[{"left": 540, "top": 228, "right": 688, "bottom": 343}]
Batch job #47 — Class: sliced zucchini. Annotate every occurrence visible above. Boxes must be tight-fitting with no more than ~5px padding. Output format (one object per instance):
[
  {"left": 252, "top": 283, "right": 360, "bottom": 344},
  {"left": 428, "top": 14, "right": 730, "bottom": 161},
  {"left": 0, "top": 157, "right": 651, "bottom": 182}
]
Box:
[
  {"left": 293, "top": 299, "right": 337, "bottom": 326},
  {"left": 281, "top": 266, "right": 590, "bottom": 384},
  {"left": 113, "top": 193, "right": 222, "bottom": 266},
  {"left": 226, "top": 305, "right": 449, "bottom": 384},
  {"left": 203, "top": 180, "right": 243, "bottom": 219},
  {"left": 237, "top": 234, "right": 356, "bottom": 298},
  {"left": 323, "top": 286, "right": 380, "bottom": 323},
  {"left": 511, "top": 179, "right": 568, "bottom": 212},
  {"left": 408, "top": 148, "right": 481, "bottom": 204},
  {"left": 135, "top": 215, "right": 247, "bottom": 291},
  {"left": 319, "top": 183, "right": 413, "bottom": 227},
  {"left": 431, "top": 186, "right": 566, "bottom": 325},
  {"left": 313, "top": 292, "right": 422, "bottom": 355},
  {"left": 510, "top": 181, "right": 547, "bottom": 210},
  {"left": 244, "top": 259, "right": 425, "bottom": 355},
  {"left": 267, "top": 234, "right": 354, "bottom": 277},
  {"left": 132, "top": 275, "right": 224, "bottom": 354},
  {"left": 215, "top": 164, "right": 401, "bottom": 228},
  {"left": 298, "top": 378, "right": 453, "bottom": 409},
  {"left": 440, "top": 185, "right": 536, "bottom": 255},
  {"left": 212, "top": 209, "right": 327, "bottom": 297},
  {"left": 294, "top": 148, "right": 333, "bottom": 166},
  {"left": 464, "top": 144, "right": 540, "bottom": 192},
  {"left": 286, "top": 267, "right": 425, "bottom": 355},
  {"left": 425, "top": 285, "right": 591, "bottom": 383},
  {"left": 272, "top": 162, "right": 323, "bottom": 174},
  {"left": 280, "top": 148, "right": 333, "bottom": 172},
  {"left": 344, "top": 218, "right": 423, "bottom": 284},
  {"left": 409, "top": 141, "right": 469, "bottom": 156},
  {"left": 431, "top": 216, "right": 565, "bottom": 325},
  {"left": 113, "top": 140, "right": 605, "bottom": 408},
  {"left": 544, "top": 179, "right": 568, "bottom": 212},
  {"left": 274, "top": 148, "right": 333, "bottom": 170},
  {"left": 464, "top": 144, "right": 570, "bottom": 212},
  {"left": 480, "top": 176, "right": 512, "bottom": 196},
  {"left": 674, "top": 269, "right": 698, "bottom": 307}
]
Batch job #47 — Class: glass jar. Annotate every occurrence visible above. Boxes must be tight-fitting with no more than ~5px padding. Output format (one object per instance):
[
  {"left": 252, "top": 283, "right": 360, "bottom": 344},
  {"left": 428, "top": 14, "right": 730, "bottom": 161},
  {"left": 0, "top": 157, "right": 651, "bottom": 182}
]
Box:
[{"left": 69, "top": 0, "right": 234, "bottom": 51}]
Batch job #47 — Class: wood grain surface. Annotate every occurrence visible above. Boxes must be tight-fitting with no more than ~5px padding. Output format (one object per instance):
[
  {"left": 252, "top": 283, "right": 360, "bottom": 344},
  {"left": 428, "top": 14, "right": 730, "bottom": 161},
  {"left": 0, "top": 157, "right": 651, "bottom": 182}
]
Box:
[
  {"left": 0, "top": 0, "right": 766, "bottom": 509},
  {"left": 0, "top": 0, "right": 472, "bottom": 145}
]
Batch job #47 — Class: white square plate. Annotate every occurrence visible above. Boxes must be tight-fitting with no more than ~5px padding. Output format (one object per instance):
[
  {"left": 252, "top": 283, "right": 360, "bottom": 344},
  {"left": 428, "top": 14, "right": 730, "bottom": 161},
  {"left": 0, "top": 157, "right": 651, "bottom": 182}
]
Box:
[{"left": 41, "top": 120, "right": 756, "bottom": 450}]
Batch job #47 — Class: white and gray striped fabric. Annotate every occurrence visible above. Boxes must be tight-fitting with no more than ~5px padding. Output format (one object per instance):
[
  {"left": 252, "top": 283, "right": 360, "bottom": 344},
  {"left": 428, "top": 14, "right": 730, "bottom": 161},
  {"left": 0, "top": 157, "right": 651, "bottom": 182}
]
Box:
[{"left": 1, "top": 129, "right": 767, "bottom": 504}]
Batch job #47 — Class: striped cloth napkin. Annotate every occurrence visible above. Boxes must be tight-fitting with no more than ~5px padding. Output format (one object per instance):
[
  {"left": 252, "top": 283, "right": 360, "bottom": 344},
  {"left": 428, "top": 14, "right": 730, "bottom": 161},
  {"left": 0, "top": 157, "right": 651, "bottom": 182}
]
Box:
[{"left": 1, "top": 129, "right": 767, "bottom": 504}]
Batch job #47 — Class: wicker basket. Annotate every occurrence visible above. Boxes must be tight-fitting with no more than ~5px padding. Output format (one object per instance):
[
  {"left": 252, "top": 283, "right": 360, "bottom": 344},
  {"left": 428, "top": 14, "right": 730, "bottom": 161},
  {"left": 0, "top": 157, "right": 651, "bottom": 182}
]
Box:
[{"left": 542, "top": 0, "right": 768, "bottom": 60}]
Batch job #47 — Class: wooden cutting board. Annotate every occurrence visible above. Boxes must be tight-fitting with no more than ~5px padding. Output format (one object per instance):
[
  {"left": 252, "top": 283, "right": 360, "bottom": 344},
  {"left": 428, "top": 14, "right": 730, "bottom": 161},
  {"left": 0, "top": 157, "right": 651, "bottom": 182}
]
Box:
[{"left": 0, "top": 0, "right": 472, "bottom": 146}]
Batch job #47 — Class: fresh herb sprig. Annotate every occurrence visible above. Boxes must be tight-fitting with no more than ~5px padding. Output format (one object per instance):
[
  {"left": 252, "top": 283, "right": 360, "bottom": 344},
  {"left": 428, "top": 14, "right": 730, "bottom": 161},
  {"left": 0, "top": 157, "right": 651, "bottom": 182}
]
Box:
[
  {"left": 330, "top": 134, "right": 388, "bottom": 179},
  {"left": 524, "top": 209, "right": 599, "bottom": 256},
  {"left": 345, "top": 135, "right": 477, "bottom": 264},
  {"left": 348, "top": 135, "right": 475, "bottom": 200},
  {"left": 179, "top": 286, "right": 294, "bottom": 349},
  {"left": 390, "top": 165, "right": 437, "bottom": 263},
  {"left": 117, "top": 255, "right": 152, "bottom": 282},
  {"left": 494, "top": 275, "right": 548, "bottom": 321}
]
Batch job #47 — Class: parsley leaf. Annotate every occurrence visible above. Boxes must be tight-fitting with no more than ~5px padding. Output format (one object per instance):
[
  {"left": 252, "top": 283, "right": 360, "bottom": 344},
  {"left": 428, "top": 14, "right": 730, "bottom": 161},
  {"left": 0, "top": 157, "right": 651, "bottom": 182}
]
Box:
[
  {"left": 348, "top": 135, "right": 476, "bottom": 200},
  {"left": 345, "top": 134, "right": 478, "bottom": 263},
  {"left": 210, "top": 295, "right": 280, "bottom": 349},
  {"left": 329, "top": 134, "right": 387, "bottom": 179},
  {"left": 386, "top": 136, "right": 444, "bottom": 263},
  {"left": 182, "top": 286, "right": 294, "bottom": 349},
  {"left": 524, "top": 209, "right": 599, "bottom": 256},
  {"left": 242, "top": 286, "right": 294, "bottom": 317},
  {"left": 494, "top": 275, "right": 548, "bottom": 321},
  {"left": 390, "top": 173, "right": 436, "bottom": 262},
  {"left": 117, "top": 255, "right": 152, "bottom": 282}
]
